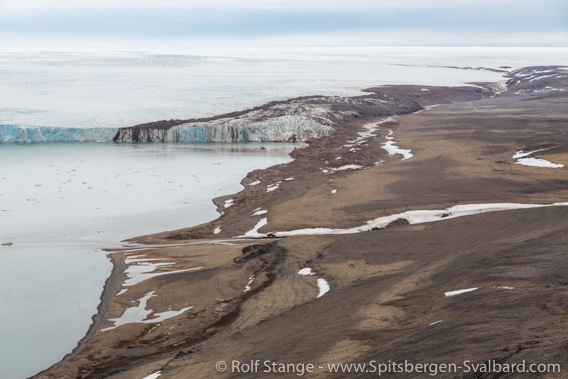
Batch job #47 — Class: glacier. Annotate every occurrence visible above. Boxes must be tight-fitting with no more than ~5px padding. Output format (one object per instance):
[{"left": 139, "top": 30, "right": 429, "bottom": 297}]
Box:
[
  {"left": 0, "top": 124, "right": 119, "bottom": 143},
  {"left": 113, "top": 115, "right": 334, "bottom": 143},
  {"left": 0, "top": 116, "right": 333, "bottom": 144},
  {"left": 1, "top": 101, "right": 336, "bottom": 143}
]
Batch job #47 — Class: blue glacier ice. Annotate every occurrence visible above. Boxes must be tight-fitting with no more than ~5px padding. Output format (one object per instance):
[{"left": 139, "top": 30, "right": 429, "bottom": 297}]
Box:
[
  {"left": 0, "top": 125, "right": 119, "bottom": 143},
  {"left": 2, "top": 113, "right": 334, "bottom": 143}
]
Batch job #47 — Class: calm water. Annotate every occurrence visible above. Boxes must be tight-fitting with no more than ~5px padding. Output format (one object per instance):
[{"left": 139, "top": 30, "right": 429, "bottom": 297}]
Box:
[{"left": 0, "top": 143, "right": 298, "bottom": 378}]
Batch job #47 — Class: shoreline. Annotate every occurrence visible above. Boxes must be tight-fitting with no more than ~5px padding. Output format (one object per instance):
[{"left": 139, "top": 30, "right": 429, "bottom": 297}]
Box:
[
  {"left": 33, "top": 252, "right": 127, "bottom": 378},
  {"left": 38, "top": 65, "right": 568, "bottom": 378}
]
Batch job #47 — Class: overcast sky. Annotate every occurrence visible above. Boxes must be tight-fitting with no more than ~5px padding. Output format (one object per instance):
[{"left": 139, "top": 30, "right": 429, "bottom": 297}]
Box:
[{"left": 1, "top": 0, "right": 567, "bottom": 49}]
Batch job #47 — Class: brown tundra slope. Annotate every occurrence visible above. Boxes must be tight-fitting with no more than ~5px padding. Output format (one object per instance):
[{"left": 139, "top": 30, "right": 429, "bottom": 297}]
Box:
[{"left": 39, "top": 66, "right": 568, "bottom": 379}]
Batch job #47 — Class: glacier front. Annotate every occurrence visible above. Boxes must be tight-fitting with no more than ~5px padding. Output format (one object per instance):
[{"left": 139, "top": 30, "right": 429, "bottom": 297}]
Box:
[{"left": 0, "top": 125, "right": 119, "bottom": 143}]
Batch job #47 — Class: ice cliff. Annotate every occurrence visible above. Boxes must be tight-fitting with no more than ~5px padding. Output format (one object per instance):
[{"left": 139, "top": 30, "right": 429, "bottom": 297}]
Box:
[
  {"left": 1, "top": 102, "right": 335, "bottom": 143},
  {"left": 113, "top": 102, "right": 336, "bottom": 143},
  {"left": 0, "top": 125, "right": 119, "bottom": 143},
  {"left": 113, "top": 115, "right": 333, "bottom": 143}
]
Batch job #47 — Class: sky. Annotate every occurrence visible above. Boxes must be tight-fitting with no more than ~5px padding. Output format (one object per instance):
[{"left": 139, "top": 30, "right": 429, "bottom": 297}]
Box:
[{"left": 0, "top": 0, "right": 567, "bottom": 49}]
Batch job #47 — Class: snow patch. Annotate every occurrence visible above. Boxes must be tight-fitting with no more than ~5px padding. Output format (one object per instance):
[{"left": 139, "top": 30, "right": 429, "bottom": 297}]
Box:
[
  {"left": 143, "top": 371, "right": 162, "bottom": 379},
  {"left": 213, "top": 227, "right": 222, "bottom": 234},
  {"left": 123, "top": 259, "right": 202, "bottom": 287},
  {"left": 252, "top": 209, "right": 268, "bottom": 216},
  {"left": 317, "top": 278, "right": 330, "bottom": 298},
  {"left": 381, "top": 140, "right": 413, "bottom": 160},
  {"left": 103, "top": 291, "right": 193, "bottom": 330},
  {"left": 298, "top": 268, "right": 315, "bottom": 276},
  {"left": 444, "top": 288, "right": 478, "bottom": 297},
  {"left": 516, "top": 158, "right": 563, "bottom": 168},
  {"left": 244, "top": 275, "right": 255, "bottom": 292},
  {"left": 266, "top": 183, "right": 281, "bottom": 192},
  {"left": 332, "top": 164, "right": 363, "bottom": 171},
  {"left": 249, "top": 180, "right": 261, "bottom": 186},
  {"left": 269, "top": 202, "right": 568, "bottom": 237},
  {"left": 513, "top": 150, "right": 563, "bottom": 168},
  {"left": 240, "top": 217, "right": 268, "bottom": 238}
]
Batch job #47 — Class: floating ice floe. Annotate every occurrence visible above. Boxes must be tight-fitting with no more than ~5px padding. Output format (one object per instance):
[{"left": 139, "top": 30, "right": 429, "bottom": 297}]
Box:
[
  {"left": 298, "top": 268, "right": 315, "bottom": 275},
  {"left": 513, "top": 150, "right": 564, "bottom": 168},
  {"left": 317, "top": 278, "right": 330, "bottom": 298},
  {"left": 142, "top": 371, "right": 161, "bottom": 379},
  {"left": 244, "top": 275, "right": 255, "bottom": 292},
  {"left": 249, "top": 180, "right": 261, "bottom": 185},
  {"left": 244, "top": 201, "right": 568, "bottom": 238},
  {"left": 103, "top": 291, "right": 193, "bottom": 331},
  {"left": 444, "top": 288, "right": 478, "bottom": 297},
  {"left": 213, "top": 227, "right": 222, "bottom": 234},
  {"left": 252, "top": 209, "right": 268, "bottom": 216}
]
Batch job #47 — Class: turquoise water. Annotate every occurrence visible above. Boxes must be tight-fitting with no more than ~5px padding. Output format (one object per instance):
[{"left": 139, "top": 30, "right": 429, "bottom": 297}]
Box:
[{"left": 0, "top": 143, "right": 297, "bottom": 378}]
